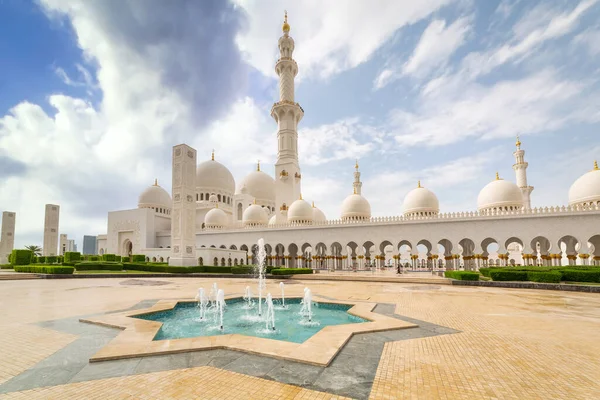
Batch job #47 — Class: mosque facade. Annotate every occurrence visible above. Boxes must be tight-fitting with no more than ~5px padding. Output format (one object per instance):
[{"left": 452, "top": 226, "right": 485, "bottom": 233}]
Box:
[{"left": 95, "top": 13, "right": 600, "bottom": 270}]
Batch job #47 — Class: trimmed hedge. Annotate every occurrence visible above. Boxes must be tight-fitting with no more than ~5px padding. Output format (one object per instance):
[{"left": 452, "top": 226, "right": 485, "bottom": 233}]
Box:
[
  {"left": 445, "top": 271, "right": 479, "bottom": 281},
  {"left": 75, "top": 262, "right": 124, "bottom": 271},
  {"left": 89, "top": 256, "right": 100, "bottom": 261},
  {"left": 528, "top": 271, "right": 562, "bottom": 283},
  {"left": 479, "top": 267, "right": 492, "bottom": 277},
  {"left": 489, "top": 270, "right": 529, "bottom": 281},
  {"left": 271, "top": 268, "right": 313, "bottom": 275},
  {"left": 102, "top": 253, "right": 116, "bottom": 262},
  {"left": 560, "top": 269, "right": 600, "bottom": 283},
  {"left": 489, "top": 269, "right": 562, "bottom": 283},
  {"left": 14, "top": 265, "right": 74, "bottom": 274},
  {"left": 124, "top": 263, "right": 203, "bottom": 273},
  {"left": 203, "top": 266, "right": 231, "bottom": 273},
  {"left": 1, "top": 264, "right": 13, "bottom": 269},
  {"left": 122, "top": 256, "right": 131, "bottom": 263},
  {"left": 10, "top": 249, "right": 33, "bottom": 266},
  {"left": 46, "top": 256, "right": 58, "bottom": 264},
  {"left": 64, "top": 252, "right": 81, "bottom": 263},
  {"left": 31, "top": 256, "right": 38, "bottom": 264},
  {"left": 38, "top": 256, "right": 46, "bottom": 263},
  {"left": 115, "top": 255, "right": 122, "bottom": 262},
  {"left": 131, "top": 254, "right": 146, "bottom": 262},
  {"left": 232, "top": 266, "right": 254, "bottom": 274}
]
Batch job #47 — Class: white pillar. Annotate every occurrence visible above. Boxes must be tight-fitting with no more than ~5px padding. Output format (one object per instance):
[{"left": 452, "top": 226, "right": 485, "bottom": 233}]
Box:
[
  {"left": 169, "top": 144, "right": 197, "bottom": 267},
  {"left": 43, "top": 204, "right": 60, "bottom": 256}
]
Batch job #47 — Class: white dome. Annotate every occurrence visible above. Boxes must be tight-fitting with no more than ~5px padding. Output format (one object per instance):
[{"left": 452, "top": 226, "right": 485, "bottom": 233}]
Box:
[
  {"left": 403, "top": 184, "right": 439, "bottom": 216},
  {"left": 477, "top": 176, "right": 523, "bottom": 211},
  {"left": 288, "top": 198, "right": 313, "bottom": 223},
  {"left": 242, "top": 203, "right": 268, "bottom": 226},
  {"left": 196, "top": 158, "right": 235, "bottom": 193},
  {"left": 312, "top": 203, "right": 326, "bottom": 222},
  {"left": 269, "top": 215, "right": 277, "bottom": 225},
  {"left": 208, "top": 194, "right": 218, "bottom": 203},
  {"left": 341, "top": 193, "right": 371, "bottom": 220},
  {"left": 569, "top": 164, "right": 600, "bottom": 206},
  {"left": 204, "top": 207, "right": 228, "bottom": 228},
  {"left": 237, "top": 170, "right": 275, "bottom": 201},
  {"left": 138, "top": 181, "right": 171, "bottom": 208}
]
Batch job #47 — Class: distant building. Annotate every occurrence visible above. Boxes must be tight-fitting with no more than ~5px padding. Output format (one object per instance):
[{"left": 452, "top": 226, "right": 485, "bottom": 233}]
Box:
[{"left": 83, "top": 235, "right": 97, "bottom": 255}]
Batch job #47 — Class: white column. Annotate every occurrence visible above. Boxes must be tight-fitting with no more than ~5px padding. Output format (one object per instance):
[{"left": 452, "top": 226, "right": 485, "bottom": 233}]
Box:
[
  {"left": 169, "top": 144, "right": 197, "bottom": 267},
  {"left": 0, "top": 211, "right": 16, "bottom": 264},
  {"left": 513, "top": 136, "right": 534, "bottom": 209},
  {"left": 43, "top": 204, "right": 60, "bottom": 256}
]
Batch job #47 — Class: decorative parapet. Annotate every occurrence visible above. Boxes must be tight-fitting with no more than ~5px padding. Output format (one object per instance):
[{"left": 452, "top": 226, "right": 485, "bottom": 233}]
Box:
[{"left": 197, "top": 203, "right": 600, "bottom": 233}]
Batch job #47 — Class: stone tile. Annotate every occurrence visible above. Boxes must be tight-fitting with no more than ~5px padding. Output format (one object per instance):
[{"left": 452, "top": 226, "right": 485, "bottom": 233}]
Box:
[
  {"left": 221, "top": 353, "right": 282, "bottom": 377},
  {"left": 266, "top": 361, "right": 323, "bottom": 386},
  {"left": 69, "top": 358, "right": 141, "bottom": 383},
  {"left": 133, "top": 353, "right": 190, "bottom": 374}
]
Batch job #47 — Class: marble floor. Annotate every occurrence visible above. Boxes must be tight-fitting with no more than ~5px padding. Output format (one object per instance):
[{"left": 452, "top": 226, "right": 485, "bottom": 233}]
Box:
[{"left": 0, "top": 277, "right": 598, "bottom": 399}]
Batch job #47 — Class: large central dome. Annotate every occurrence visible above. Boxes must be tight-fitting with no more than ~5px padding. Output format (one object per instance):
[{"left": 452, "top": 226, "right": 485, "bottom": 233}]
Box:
[
  {"left": 403, "top": 182, "right": 439, "bottom": 217},
  {"left": 568, "top": 162, "right": 600, "bottom": 206},
  {"left": 477, "top": 174, "right": 523, "bottom": 212},
  {"left": 237, "top": 169, "right": 276, "bottom": 202},
  {"left": 196, "top": 157, "right": 235, "bottom": 193}
]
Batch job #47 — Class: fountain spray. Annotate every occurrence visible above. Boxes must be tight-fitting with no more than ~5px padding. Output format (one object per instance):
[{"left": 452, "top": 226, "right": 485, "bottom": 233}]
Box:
[
  {"left": 279, "top": 282, "right": 285, "bottom": 308},
  {"left": 217, "top": 289, "right": 225, "bottom": 330},
  {"left": 196, "top": 288, "right": 208, "bottom": 320},
  {"left": 265, "top": 293, "right": 276, "bottom": 331},
  {"left": 256, "top": 238, "right": 267, "bottom": 317}
]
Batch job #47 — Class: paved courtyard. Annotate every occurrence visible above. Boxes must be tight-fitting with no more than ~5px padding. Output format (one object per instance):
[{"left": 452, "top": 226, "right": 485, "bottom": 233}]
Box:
[{"left": 0, "top": 277, "right": 598, "bottom": 399}]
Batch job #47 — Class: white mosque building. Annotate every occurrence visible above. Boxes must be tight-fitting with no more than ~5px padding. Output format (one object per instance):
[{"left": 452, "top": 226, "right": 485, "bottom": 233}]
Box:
[{"left": 94, "top": 13, "right": 600, "bottom": 270}]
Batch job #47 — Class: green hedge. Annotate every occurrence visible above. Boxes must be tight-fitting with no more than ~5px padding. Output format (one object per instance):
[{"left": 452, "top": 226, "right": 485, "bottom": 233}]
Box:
[
  {"left": 489, "top": 269, "right": 562, "bottom": 283},
  {"left": 124, "top": 263, "right": 203, "bottom": 273},
  {"left": 38, "top": 256, "right": 46, "bottom": 263},
  {"left": 102, "top": 253, "right": 116, "bottom": 262},
  {"left": 527, "top": 271, "right": 562, "bottom": 283},
  {"left": 122, "top": 256, "right": 130, "bottom": 262},
  {"left": 445, "top": 271, "right": 479, "bottom": 281},
  {"left": 46, "top": 256, "right": 58, "bottom": 264},
  {"left": 271, "top": 268, "right": 313, "bottom": 275},
  {"left": 14, "top": 265, "right": 74, "bottom": 274},
  {"left": 479, "top": 267, "right": 491, "bottom": 277},
  {"left": 560, "top": 269, "right": 600, "bottom": 283},
  {"left": 75, "top": 262, "right": 124, "bottom": 271},
  {"left": 10, "top": 249, "right": 33, "bottom": 266},
  {"left": 115, "top": 255, "right": 122, "bottom": 262},
  {"left": 132, "top": 254, "right": 146, "bottom": 262},
  {"left": 31, "top": 256, "right": 38, "bottom": 264},
  {"left": 232, "top": 266, "right": 254, "bottom": 274},
  {"left": 0, "top": 264, "right": 13, "bottom": 269},
  {"left": 489, "top": 270, "right": 529, "bottom": 281},
  {"left": 89, "top": 255, "right": 100, "bottom": 261},
  {"left": 203, "top": 266, "right": 231, "bottom": 273},
  {"left": 64, "top": 252, "right": 81, "bottom": 263}
]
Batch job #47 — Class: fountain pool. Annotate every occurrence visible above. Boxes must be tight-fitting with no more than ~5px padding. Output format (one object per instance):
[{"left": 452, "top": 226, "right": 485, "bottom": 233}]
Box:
[{"left": 134, "top": 297, "right": 367, "bottom": 343}]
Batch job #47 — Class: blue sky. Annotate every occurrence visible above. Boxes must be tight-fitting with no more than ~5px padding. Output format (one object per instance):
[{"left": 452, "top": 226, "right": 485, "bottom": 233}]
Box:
[{"left": 1, "top": 0, "right": 599, "bottom": 249}]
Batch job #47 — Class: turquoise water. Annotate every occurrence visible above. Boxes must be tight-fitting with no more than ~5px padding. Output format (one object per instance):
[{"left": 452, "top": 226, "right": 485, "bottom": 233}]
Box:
[{"left": 134, "top": 297, "right": 368, "bottom": 343}]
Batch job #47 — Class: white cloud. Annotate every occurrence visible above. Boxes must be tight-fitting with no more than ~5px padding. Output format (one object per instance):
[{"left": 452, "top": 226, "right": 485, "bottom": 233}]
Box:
[
  {"left": 233, "top": 0, "right": 457, "bottom": 80},
  {"left": 573, "top": 28, "right": 600, "bottom": 55}
]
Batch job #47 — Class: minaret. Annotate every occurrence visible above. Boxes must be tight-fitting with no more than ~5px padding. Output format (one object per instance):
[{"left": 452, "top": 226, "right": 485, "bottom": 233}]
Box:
[
  {"left": 353, "top": 159, "right": 362, "bottom": 195},
  {"left": 272, "top": 11, "right": 304, "bottom": 222},
  {"left": 512, "top": 135, "right": 534, "bottom": 209}
]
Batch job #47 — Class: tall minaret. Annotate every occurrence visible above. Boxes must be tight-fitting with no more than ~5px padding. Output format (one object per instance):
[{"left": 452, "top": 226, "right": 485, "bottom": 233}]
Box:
[
  {"left": 272, "top": 11, "right": 304, "bottom": 222},
  {"left": 353, "top": 159, "right": 362, "bottom": 195},
  {"left": 512, "top": 135, "right": 534, "bottom": 209}
]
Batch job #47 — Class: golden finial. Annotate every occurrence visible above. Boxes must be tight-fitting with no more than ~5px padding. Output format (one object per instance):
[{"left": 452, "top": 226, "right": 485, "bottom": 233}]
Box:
[
  {"left": 496, "top": 172, "right": 500, "bottom": 180},
  {"left": 312, "top": 201, "right": 315, "bottom": 208},
  {"left": 215, "top": 203, "right": 219, "bottom": 209},
  {"left": 257, "top": 160, "right": 261, "bottom": 171},
  {"left": 153, "top": 178, "right": 158, "bottom": 186},
  {"left": 417, "top": 180, "right": 421, "bottom": 188},
  {"left": 594, "top": 160, "right": 599, "bottom": 170},
  {"left": 282, "top": 10, "right": 290, "bottom": 33},
  {"left": 299, "top": 193, "right": 303, "bottom": 200},
  {"left": 211, "top": 149, "right": 215, "bottom": 161},
  {"left": 353, "top": 187, "right": 357, "bottom": 194},
  {"left": 253, "top": 198, "right": 257, "bottom": 205},
  {"left": 355, "top": 159, "right": 359, "bottom": 170},
  {"left": 516, "top": 135, "right": 521, "bottom": 149}
]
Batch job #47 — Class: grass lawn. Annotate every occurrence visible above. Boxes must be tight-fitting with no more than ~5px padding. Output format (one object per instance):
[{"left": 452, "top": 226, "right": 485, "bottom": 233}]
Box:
[{"left": 74, "top": 270, "right": 167, "bottom": 274}]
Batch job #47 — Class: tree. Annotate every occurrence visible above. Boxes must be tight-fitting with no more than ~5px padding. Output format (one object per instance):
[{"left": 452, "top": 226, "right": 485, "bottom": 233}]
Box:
[{"left": 25, "top": 245, "right": 42, "bottom": 256}]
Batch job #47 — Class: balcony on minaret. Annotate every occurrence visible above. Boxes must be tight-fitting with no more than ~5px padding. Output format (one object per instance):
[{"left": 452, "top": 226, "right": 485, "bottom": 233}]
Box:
[
  {"left": 280, "top": 170, "right": 289, "bottom": 180},
  {"left": 294, "top": 172, "right": 302, "bottom": 179}
]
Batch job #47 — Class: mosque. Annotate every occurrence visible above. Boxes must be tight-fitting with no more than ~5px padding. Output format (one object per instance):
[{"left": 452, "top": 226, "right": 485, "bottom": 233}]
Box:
[{"left": 95, "top": 13, "right": 600, "bottom": 270}]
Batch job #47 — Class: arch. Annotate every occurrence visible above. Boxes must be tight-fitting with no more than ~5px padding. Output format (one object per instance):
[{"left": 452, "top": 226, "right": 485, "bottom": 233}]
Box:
[
  {"left": 159, "top": 257, "right": 164, "bottom": 262},
  {"left": 198, "top": 257, "right": 204, "bottom": 266},
  {"left": 288, "top": 243, "right": 299, "bottom": 268},
  {"left": 229, "top": 245, "right": 237, "bottom": 250},
  {"left": 221, "top": 257, "right": 226, "bottom": 266},
  {"left": 558, "top": 235, "right": 580, "bottom": 265},
  {"left": 213, "top": 257, "right": 218, "bottom": 266},
  {"left": 152, "top": 257, "right": 157, "bottom": 262},
  {"left": 122, "top": 239, "right": 133, "bottom": 257},
  {"left": 220, "top": 245, "right": 227, "bottom": 249},
  {"left": 234, "top": 258, "right": 238, "bottom": 265},
  {"left": 200, "top": 193, "right": 204, "bottom": 201},
  {"left": 99, "top": 248, "right": 105, "bottom": 256},
  {"left": 331, "top": 242, "right": 343, "bottom": 270},
  {"left": 530, "top": 236, "right": 551, "bottom": 266},
  {"left": 218, "top": 194, "right": 222, "bottom": 202},
  {"left": 145, "top": 256, "right": 150, "bottom": 262},
  {"left": 237, "top": 203, "right": 243, "bottom": 220}
]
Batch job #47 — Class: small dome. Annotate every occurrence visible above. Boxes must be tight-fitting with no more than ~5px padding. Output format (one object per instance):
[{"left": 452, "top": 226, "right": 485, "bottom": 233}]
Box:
[
  {"left": 403, "top": 182, "right": 439, "bottom": 216},
  {"left": 204, "top": 207, "right": 228, "bottom": 228},
  {"left": 312, "top": 202, "right": 326, "bottom": 222},
  {"left": 477, "top": 174, "right": 523, "bottom": 211},
  {"left": 138, "top": 180, "right": 171, "bottom": 209},
  {"left": 288, "top": 197, "right": 313, "bottom": 223},
  {"left": 269, "top": 215, "right": 277, "bottom": 225},
  {"left": 242, "top": 203, "right": 268, "bottom": 226},
  {"left": 237, "top": 170, "right": 275, "bottom": 201},
  {"left": 208, "top": 194, "right": 218, "bottom": 203},
  {"left": 341, "top": 193, "right": 371, "bottom": 221},
  {"left": 196, "top": 156, "right": 235, "bottom": 194},
  {"left": 569, "top": 162, "right": 600, "bottom": 206}
]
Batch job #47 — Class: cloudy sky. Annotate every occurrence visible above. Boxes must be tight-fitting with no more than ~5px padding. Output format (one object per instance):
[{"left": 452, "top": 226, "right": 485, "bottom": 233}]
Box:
[{"left": 1, "top": 0, "right": 599, "bottom": 249}]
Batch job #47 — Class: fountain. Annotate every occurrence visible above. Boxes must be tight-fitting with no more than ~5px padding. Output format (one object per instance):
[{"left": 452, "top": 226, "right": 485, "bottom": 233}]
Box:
[
  {"left": 216, "top": 289, "right": 225, "bottom": 330},
  {"left": 209, "top": 282, "right": 218, "bottom": 308},
  {"left": 243, "top": 286, "right": 253, "bottom": 308},
  {"left": 279, "top": 282, "right": 285, "bottom": 308},
  {"left": 300, "top": 287, "right": 313, "bottom": 322},
  {"left": 195, "top": 288, "right": 208, "bottom": 320},
  {"left": 256, "top": 238, "right": 267, "bottom": 316},
  {"left": 265, "top": 293, "right": 276, "bottom": 331}
]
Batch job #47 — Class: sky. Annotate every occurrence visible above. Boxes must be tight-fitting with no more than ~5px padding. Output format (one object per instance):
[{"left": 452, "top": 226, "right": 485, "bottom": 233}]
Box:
[{"left": 1, "top": 0, "right": 599, "bottom": 249}]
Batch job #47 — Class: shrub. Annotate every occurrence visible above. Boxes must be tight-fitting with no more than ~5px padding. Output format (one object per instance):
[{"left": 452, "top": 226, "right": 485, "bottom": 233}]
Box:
[
  {"left": 75, "top": 262, "right": 123, "bottom": 271},
  {"left": 31, "top": 256, "right": 38, "bottom": 264},
  {"left": 232, "top": 266, "right": 254, "bottom": 274},
  {"left": 115, "top": 255, "right": 122, "bottom": 262},
  {"left": 58, "top": 256, "right": 64, "bottom": 263},
  {"left": 8, "top": 253, "right": 13, "bottom": 264},
  {"left": 14, "top": 265, "right": 74, "bottom": 274},
  {"left": 132, "top": 254, "right": 146, "bottom": 263},
  {"left": 124, "top": 263, "right": 203, "bottom": 273},
  {"left": 559, "top": 269, "right": 600, "bottom": 283},
  {"left": 89, "top": 255, "right": 100, "bottom": 261},
  {"left": 489, "top": 270, "right": 529, "bottom": 281},
  {"left": 10, "top": 249, "right": 33, "bottom": 266},
  {"left": 102, "top": 253, "right": 116, "bottom": 262},
  {"left": 203, "top": 266, "right": 232, "bottom": 273},
  {"left": 1, "top": 264, "right": 13, "bottom": 269},
  {"left": 46, "top": 256, "right": 58, "bottom": 264},
  {"left": 64, "top": 252, "right": 81, "bottom": 263},
  {"left": 479, "top": 267, "right": 492, "bottom": 277},
  {"left": 38, "top": 256, "right": 46, "bottom": 263},
  {"left": 445, "top": 271, "right": 479, "bottom": 281},
  {"left": 527, "top": 271, "right": 562, "bottom": 283},
  {"left": 122, "top": 256, "right": 131, "bottom": 263},
  {"left": 271, "top": 268, "right": 312, "bottom": 275}
]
